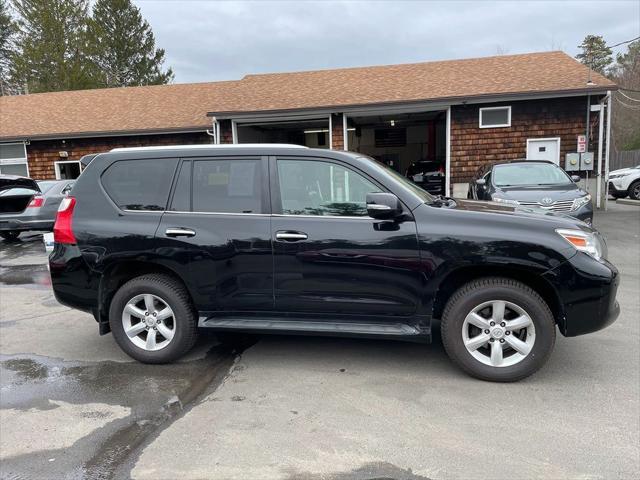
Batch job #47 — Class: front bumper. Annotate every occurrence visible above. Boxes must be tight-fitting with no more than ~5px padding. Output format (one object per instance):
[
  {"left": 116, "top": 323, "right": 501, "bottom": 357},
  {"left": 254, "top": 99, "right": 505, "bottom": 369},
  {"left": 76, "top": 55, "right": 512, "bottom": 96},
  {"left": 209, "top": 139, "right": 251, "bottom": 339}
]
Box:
[
  {"left": 608, "top": 181, "right": 627, "bottom": 195},
  {"left": 543, "top": 253, "right": 620, "bottom": 337}
]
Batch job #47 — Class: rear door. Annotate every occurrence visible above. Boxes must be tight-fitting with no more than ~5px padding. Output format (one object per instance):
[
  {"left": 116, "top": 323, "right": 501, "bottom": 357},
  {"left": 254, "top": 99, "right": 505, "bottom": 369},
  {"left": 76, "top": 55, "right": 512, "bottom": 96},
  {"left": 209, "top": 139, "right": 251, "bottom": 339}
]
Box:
[
  {"left": 270, "top": 155, "right": 422, "bottom": 317},
  {"left": 156, "top": 156, "right": 273, "bottom": 313}
]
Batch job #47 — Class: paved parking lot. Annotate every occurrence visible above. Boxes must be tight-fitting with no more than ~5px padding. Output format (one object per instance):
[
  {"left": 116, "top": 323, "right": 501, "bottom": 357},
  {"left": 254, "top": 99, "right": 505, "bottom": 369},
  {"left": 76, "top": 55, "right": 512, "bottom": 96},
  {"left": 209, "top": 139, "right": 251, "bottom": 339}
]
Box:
[{"left": 1, "top": 202, "right": 639, "bottom": 480}]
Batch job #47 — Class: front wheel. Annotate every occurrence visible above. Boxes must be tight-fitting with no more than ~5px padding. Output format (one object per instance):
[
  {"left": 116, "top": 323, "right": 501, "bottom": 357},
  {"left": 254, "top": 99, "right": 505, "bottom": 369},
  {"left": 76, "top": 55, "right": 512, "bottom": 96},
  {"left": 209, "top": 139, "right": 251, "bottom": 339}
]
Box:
[
  {"left": 628, "top": 180, "right": 640, "bottom": 201},
  {"left": 109, "top": 274, "right": 198, "bottom": 363},
  {"left": 441, "top": 277, "right": 556, "bottom": 382}
]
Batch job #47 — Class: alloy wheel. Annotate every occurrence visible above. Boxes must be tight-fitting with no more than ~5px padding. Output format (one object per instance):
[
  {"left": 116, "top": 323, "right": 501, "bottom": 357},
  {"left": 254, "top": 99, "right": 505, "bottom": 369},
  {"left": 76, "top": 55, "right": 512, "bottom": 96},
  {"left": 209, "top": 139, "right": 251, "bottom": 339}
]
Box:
[
  {"left": 121, "top": 294, "right": 176, "bottom": 351},
  {"left": 461, "top": 300, "right": 536, "bottom": 367}
]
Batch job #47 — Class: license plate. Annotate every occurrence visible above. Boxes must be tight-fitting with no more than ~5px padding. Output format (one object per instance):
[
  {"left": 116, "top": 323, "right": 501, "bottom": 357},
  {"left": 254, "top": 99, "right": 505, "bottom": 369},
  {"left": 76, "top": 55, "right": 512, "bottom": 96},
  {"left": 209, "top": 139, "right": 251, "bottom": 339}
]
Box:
[
  {"left": 412, "top": 174, "right": 423, "bottom": 182},
  {"left": 43, "top": 232, "right": 54, "bottom": 252}
]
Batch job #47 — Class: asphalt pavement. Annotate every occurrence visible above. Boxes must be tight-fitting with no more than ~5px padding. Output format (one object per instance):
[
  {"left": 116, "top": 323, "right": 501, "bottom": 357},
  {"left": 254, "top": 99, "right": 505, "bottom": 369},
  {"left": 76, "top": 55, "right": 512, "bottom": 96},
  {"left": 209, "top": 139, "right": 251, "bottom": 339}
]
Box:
[{"left": 1, "top": 202, "right": 639, "bottom": 480}]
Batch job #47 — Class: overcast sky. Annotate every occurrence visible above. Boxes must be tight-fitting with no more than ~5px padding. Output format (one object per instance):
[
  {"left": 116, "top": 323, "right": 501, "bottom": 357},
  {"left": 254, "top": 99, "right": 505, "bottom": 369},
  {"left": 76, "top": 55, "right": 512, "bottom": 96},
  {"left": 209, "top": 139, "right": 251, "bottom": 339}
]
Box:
[{"left": 135, "top": 0, "right": 640, "bottom": 84}]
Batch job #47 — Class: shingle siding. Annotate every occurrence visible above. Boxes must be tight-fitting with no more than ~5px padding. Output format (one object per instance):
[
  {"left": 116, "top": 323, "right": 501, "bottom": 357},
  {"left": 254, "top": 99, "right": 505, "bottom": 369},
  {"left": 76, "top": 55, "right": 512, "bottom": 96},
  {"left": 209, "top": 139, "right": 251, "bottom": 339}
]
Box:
[{"left": 450, "top": 97, "right": 598, "bottom": 183}]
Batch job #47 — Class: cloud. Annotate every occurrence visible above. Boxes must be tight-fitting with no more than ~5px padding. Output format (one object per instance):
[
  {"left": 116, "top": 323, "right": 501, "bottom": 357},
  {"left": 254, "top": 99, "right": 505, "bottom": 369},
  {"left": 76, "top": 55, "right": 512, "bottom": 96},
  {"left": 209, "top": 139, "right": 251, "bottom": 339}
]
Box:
[{"left": 135, "top": 0, "right": 640, "bottom": 83}]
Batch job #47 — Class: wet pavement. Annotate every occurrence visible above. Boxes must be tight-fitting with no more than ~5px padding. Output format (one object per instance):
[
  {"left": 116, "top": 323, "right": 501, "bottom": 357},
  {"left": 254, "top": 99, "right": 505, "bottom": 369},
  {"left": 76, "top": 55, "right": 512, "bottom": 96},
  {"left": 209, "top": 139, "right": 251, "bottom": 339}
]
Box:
[
  {"left": 1, "top": 203, "right": 639, "bottom": 479},
  {"left": 0, "top": 233, "right": 242, "bottom": 480}
]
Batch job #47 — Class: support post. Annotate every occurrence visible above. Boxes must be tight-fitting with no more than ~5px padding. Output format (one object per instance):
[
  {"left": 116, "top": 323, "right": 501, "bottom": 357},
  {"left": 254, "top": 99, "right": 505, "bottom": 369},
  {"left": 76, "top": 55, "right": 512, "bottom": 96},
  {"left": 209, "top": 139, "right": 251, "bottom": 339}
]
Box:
[
  {"left": 445, "top": 106, "right": 451, "bottom": 197},
  {"left": 596, "top": 99, "right": 605, "bottom": 208},
  {"left": 604, "top": 91, "right": 612, "bottom": 211}
]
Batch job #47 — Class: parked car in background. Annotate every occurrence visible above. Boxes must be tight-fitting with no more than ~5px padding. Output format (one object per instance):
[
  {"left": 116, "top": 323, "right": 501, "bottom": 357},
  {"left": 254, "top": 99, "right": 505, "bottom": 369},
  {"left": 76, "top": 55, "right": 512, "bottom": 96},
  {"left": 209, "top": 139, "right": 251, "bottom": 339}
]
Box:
[
  {"left": 49, "top": 145, "right": 619, "bottom": 382},
  {"left": 0, "top": 176, "right": 74, "bottom": 240},
  {"left": 405, "top": 160, "right": 445, "bottom": 195},
  {"left": 468, "top": 160, "right": 593, "bottom": 224},
  {"left": 608, "top": 165, "right": 640, "bottom": 200}
]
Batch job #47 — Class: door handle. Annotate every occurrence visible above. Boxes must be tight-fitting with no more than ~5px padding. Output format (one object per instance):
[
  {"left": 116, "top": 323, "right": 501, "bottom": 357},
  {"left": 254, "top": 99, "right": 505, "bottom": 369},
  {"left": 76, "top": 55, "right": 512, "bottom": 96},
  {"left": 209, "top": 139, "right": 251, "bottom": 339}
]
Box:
[
  {"left": 165, "top": 227, "right": 196, "bottom": 238},
  {"left": 275, "top": 231, "right": 308, "bottom": 241}
]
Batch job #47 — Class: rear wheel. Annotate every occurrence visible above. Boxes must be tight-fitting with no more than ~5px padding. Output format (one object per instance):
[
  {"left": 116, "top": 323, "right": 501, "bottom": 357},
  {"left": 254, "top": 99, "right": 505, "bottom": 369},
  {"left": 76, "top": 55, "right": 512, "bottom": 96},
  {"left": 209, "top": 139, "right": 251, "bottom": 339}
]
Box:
[
  {"left": 0, "top": 231, "right": 19, "bottom": 241},
  {"left": 628, "top": 180, "right": 640, "bottom": 201},
  {"left": 441, "top": 277, "right": 556, "bottom": 382},
  {"left": 109, "top": 274, "right": 198, "bottom": 363}
]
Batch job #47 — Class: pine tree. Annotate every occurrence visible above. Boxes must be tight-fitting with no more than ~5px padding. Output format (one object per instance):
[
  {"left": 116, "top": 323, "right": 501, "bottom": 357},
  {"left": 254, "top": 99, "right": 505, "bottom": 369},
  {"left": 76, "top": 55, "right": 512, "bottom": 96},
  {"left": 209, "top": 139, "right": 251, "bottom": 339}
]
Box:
[
  {"left": 575, "top": 35, "right": 613, "bottom": 75},
  {"left": 86, "top": 0, "right": 173, "bottom": 88},
  {"left": 11, "top": 0, "right": 99, "bottom": 93},
  {"left": 0, "top": 0, "right": 18, "bottom": 95}
]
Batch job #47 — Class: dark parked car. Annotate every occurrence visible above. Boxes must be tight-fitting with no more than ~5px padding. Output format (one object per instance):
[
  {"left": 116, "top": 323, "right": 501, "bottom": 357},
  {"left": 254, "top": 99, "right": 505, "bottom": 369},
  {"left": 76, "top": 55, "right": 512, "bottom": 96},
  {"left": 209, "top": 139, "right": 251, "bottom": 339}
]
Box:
[
  {"left": 468, "top": 160, "right": 593, "bottom": 224},
  {"left": 50, "top": 145, "right": 619, "bottom": 382},
  {"left": 0, "top": 175, "right": 74, "bottom": 240},
  {"left": 405, "top": 160, "right": 445, "bottom": 195}
]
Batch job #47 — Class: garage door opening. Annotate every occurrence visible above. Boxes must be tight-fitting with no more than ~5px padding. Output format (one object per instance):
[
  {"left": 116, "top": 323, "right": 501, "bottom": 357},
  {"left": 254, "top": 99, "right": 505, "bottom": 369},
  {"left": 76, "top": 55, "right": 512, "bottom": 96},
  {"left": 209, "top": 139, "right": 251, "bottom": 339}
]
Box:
[
  {"left": 347, "top": 111, "right": 447, "bottom": 195},
  {"left": 237, "top": 118, "right": 331, "bottom": 148}
]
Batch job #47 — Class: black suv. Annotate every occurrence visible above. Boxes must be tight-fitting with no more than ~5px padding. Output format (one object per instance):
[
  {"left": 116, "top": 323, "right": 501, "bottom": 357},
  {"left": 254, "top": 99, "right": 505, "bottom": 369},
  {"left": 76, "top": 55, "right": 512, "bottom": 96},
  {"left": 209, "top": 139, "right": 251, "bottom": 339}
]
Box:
[{"left": 50, "top": 145, "right": 620, "bottom": 382}]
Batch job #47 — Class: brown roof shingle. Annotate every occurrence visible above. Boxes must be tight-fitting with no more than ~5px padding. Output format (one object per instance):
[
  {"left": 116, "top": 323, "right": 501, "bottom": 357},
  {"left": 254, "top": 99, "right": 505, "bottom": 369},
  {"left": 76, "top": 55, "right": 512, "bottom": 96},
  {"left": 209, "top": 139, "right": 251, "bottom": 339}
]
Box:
[{"left": 0, "top": 51, "right": 615, "bottom": 141}]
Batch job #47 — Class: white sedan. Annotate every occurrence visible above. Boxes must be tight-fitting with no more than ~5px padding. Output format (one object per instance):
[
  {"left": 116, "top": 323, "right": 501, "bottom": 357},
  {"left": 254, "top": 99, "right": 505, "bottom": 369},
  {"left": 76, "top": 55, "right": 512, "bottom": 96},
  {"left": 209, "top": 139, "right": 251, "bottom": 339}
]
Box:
[{"left": 608, "top": 165, "right": 640, "bottom": 200}]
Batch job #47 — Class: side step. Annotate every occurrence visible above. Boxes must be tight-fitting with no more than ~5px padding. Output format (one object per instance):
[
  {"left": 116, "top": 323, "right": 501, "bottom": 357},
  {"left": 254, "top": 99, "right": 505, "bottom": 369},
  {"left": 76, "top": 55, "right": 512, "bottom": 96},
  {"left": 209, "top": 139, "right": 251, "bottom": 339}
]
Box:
[{"left": 199, "top": 317, "right": 422, "bottom": 336}]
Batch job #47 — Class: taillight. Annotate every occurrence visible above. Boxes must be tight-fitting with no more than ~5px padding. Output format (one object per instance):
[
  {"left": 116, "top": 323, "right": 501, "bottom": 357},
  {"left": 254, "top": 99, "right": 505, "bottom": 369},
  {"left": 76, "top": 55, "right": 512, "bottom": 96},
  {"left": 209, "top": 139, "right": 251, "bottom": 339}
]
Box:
[
  {"left": 27, "top": 195, "right": 44, "bottom": 208},
  {"left": 53, "top": 196, "right": 76, "bottom": 244},
  {"left": 438, "top": 166, "right": 445, "bottom": 174}
]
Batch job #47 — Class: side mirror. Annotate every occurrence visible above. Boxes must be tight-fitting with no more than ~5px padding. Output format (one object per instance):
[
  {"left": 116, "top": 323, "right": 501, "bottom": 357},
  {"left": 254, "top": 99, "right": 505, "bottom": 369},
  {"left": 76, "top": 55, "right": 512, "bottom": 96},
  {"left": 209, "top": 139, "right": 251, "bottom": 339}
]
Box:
[
  {"left": 366, "top": 192, "right": 402, "bottom": 220},
  {"left": 571, "top": 175, "right": 581, "bottom": 183},
  {"left": 475, "top": 178, "right": 486, "bottom": 187}
]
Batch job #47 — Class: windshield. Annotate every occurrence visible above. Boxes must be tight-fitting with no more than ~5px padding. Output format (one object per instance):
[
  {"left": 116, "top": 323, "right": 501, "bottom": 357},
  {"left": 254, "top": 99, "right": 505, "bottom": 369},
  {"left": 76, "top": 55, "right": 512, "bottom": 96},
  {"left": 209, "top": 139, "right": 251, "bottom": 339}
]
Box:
[
  {"left": 361, "top": 156, "right": 436, "bottom": 203},
  {"left": 493, "top": 162, "right": 572, "bottom": 187}
]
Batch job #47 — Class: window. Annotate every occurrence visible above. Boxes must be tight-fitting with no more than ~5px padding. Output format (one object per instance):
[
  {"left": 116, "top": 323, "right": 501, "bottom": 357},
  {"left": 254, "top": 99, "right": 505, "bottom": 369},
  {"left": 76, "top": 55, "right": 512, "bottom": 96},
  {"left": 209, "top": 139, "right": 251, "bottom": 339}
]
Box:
[
  {"left": 277, "top": 159, "right": 382, "bottom": 216},
  {"left": 101, "top": 159, "right": 178, "bottom": 211},
  {"left": 0, "top": 142, "right": 29, "bottom": 176},
  {"left": 55, "top": 160, "right": 82, "bottom": 179},
  {"left": 170, "top": 161, "right": 191, "bottom": 212},
  {"left": 191, "top": 159, "right": 263, "bottom": 214},
  {"left": 479, "top": 106, "right": 511, "bottom": 128}
]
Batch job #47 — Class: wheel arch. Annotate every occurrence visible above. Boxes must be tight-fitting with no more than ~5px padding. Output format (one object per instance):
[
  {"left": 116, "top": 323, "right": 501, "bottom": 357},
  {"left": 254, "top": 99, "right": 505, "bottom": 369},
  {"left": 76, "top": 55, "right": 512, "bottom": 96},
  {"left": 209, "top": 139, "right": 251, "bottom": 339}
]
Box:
[
  {"left": 431, "top": 265, "right": 565, "bottom": 330},
  {"left": 97, "top": 261, "right": 195, "bottom": 334}
]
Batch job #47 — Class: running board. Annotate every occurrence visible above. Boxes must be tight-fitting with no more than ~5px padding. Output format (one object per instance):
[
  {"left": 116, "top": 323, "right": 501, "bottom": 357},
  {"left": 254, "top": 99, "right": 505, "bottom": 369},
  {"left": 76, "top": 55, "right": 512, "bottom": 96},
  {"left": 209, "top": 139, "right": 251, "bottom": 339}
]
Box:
[{"left": 199, "top": 317, "right": 422, "bottom": 336}]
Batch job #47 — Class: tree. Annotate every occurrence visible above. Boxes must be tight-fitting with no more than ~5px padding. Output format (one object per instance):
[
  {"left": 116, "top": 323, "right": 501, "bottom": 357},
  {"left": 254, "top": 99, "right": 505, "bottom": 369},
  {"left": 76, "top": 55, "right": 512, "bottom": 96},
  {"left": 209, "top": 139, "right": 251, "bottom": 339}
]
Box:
[
  {"left": 0, "top": 0, "right": 18, "bottom": 95},
  {"left": 86, "top": 0, "right": 173, "bottom": 88},
  {"left": 609, "top": 40, "right": 640, "bottom": 150},
  {"left": 575, "top": 35, "right": 612, "bottom": 75},
  {"left": 11, "top": 0, "right": 98, "bottom": 93}
]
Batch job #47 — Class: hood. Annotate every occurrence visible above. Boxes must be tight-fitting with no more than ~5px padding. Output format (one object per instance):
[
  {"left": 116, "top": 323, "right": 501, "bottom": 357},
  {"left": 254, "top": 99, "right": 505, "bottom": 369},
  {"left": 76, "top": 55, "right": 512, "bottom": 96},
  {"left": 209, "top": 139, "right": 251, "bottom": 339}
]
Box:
[
  {"left": 446, "top": 198, "right": 589, "bottom": 229},
  {"left": 493, "top": 183, "right": 586, "bottom": 203},
  {"left": 609, "top": 166, "right": 639, "bottom": 176},
  {"left": 0, "top": 175, "right": 40, "bottom": 193}
]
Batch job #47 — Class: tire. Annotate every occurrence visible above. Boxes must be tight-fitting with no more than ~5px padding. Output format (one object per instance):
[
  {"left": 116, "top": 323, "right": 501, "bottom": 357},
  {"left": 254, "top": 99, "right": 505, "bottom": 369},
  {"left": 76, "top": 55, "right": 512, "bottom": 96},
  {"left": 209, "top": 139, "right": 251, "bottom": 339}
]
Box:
[
  {"left": 0, "top": 231, "right": 20, "bottom": 241},
  {"left": 109, "top": 274, "right": 198, "bottom": 363},
  {"left": 441, "top": 277, "right": 556, "bottom": 382},
  {"left": 628, "top": 180, "right": 640, "bottom": 201}
]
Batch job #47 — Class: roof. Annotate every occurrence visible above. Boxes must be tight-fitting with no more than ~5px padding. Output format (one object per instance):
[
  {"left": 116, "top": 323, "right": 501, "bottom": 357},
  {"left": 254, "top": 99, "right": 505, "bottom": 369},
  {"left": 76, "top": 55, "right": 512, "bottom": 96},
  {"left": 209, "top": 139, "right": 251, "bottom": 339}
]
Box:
[{"left": 0, "top": 51, "right": 616, "bottom": 141}]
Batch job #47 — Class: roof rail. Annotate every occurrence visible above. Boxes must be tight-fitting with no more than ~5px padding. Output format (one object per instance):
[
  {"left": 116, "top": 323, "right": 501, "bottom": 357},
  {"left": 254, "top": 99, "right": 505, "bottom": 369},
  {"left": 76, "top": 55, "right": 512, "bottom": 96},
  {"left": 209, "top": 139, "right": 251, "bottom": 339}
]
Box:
[{"left": 110, "top": 143, "right": 308, "bottom": 153}]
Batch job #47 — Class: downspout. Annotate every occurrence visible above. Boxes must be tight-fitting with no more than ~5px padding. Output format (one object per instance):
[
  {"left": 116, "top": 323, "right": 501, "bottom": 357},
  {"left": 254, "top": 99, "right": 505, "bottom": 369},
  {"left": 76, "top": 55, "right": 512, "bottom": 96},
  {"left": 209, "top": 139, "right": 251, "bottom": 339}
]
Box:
[
  {"left": 445, "top": 106, "right": 451, "bottom": 197},
  {"left": 604, "top": 91, "right": 612, "bottom": 211},
  {"left": 207, "top": 116, "right": 218, "bottom": 144}
]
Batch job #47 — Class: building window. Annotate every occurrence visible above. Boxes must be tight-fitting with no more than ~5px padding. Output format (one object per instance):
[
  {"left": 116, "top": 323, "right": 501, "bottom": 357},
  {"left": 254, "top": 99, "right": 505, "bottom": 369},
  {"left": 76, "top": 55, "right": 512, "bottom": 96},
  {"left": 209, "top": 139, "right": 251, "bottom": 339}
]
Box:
[
  {"left": 54, "top": 160, "right": 83, "bottom": 179},
  {"left": 0, "top": 142, "right": 29, "bottom": 176},
  {"left": 479, "top": 106, "right": 511, "bottom": 128}
]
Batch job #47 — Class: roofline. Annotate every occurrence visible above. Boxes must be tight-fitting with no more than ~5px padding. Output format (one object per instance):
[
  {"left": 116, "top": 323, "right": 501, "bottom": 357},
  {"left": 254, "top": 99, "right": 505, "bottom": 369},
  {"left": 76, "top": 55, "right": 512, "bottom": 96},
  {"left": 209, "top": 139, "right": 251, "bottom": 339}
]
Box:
[
  {"left": 0, "top": 126, "right": 210, "bottom": 143},
  {"left": 208, "top": 87, "right": 614, "bottom": 119}
]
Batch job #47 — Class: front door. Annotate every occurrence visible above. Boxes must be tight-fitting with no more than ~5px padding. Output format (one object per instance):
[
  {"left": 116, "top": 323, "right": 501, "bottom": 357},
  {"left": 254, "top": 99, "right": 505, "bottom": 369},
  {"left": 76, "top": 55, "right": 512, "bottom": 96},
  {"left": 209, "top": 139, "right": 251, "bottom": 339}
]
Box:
[
  {"left": 527, "top": 138, "right": 560, "bottom": 164},
  {"left": 271, "top": 156, "right": 423, "bottom": 317},
  {"left": 156, "top": 156, "right": 273, "bottom": 313}
]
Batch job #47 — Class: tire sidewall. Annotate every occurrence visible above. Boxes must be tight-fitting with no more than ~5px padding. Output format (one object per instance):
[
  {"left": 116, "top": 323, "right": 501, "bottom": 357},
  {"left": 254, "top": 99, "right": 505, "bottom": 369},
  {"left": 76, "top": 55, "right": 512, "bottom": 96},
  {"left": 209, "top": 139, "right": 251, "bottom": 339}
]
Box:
[
  {"left": 629, "top": 180, "right": 640, "bottom": 201},
  {"left": 109, "top": 277, "right": 195, "bottom": 363},
  {"left": 443, "top": 283, "right": 555, "bottom": 382}
]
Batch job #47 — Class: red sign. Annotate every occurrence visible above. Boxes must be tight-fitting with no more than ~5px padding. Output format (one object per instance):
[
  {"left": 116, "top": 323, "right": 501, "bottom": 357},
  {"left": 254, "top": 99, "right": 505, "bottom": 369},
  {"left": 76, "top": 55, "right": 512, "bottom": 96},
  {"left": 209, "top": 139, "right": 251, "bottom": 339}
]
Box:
[{"left": 577, "top": 135, "right": 587, "bottom": 153}]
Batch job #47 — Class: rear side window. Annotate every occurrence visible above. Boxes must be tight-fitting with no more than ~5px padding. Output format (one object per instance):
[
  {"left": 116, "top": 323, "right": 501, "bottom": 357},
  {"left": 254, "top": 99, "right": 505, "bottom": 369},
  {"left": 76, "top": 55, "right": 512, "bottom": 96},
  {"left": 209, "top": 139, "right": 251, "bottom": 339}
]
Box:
[
  {"left": 191, "top": 158, "right": 263, "bottom": 214},
  {"left": 101, "top": 159, "right": 177, "bottom": 211}
]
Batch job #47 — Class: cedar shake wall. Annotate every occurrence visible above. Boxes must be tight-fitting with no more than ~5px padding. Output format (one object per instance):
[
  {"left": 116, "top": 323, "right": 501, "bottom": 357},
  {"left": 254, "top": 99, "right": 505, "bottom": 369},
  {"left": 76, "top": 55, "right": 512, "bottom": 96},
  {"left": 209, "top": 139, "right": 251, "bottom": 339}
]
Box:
[
  {"left": 331, "top": 113, "right": 344, "bottom": 150},
  {"left": 450, "top": 96, "right": 600, "bottom": 183},
  {"left": 26, "top": 132, "right": 211, "bottom": 179}
]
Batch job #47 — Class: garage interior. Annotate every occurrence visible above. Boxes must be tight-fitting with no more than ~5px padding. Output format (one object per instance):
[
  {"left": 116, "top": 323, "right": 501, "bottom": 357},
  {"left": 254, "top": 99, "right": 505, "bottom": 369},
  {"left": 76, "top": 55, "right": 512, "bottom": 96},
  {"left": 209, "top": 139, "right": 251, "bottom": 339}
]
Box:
[{"left": 236, "top": 111, "right": 446, "bottom": 179}]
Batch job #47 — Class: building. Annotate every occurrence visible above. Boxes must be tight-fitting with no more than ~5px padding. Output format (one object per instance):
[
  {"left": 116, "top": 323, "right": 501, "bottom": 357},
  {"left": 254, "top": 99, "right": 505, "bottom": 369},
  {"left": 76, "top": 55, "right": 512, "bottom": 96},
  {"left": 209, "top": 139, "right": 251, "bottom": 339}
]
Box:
[{"left": 0, "top": 51, "right": 616, "bottom": 196}]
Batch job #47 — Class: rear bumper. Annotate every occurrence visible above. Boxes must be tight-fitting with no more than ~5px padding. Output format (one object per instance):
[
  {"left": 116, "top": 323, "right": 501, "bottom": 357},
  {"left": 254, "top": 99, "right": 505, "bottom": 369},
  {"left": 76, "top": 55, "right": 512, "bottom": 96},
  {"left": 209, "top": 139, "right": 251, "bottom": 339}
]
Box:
[
  {"left": 0, "top": 218, "right": 54, "bottom": 232},
  {"left": 49, "top": 243, "right": 99, "bottom": 317},
  {"left": 543, "top": 253, "right": 620, "bottom": 337}
]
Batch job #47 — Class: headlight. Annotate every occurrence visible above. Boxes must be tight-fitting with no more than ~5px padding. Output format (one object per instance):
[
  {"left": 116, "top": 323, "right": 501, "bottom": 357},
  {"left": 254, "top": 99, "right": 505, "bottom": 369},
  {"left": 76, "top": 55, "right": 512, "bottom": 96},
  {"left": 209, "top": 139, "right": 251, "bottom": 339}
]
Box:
[
  {"left": 491, "top": 196, "right": 519, "bottom": 206},
  {"left": 572, "top": 194, "right": 591, "bottom": 211},
  {"left": 556, "top": 228, "right": 605, "bottom": 261},
  {"left": 609, "top": 172, "right": 629, "bottom": 179}
]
